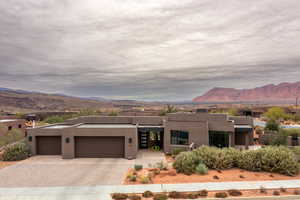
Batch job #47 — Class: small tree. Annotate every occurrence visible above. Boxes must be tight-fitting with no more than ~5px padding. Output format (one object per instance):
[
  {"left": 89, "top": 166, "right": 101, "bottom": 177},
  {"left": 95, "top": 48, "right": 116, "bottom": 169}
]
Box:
[
  {"left": 264, "top": 107, "right": 287, "bottom": 121},
  {"left": 265, "top": 120, "right": 280, "bottom": 132},
  {"left": 44, "top": 115, "right": 65, "bottom": 124}
]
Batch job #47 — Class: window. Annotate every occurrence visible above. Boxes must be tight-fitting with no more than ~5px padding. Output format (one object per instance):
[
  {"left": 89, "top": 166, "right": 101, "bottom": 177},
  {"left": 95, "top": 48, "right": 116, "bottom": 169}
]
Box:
[
  {"left": 8, "top": 126, "right": 12, "bottom": 131},
  {"left": 18, "top": 124, "right": 22, "bottom": 128},
  {"left": 171, "top": 130, "right": 189, "bottom": 145}
]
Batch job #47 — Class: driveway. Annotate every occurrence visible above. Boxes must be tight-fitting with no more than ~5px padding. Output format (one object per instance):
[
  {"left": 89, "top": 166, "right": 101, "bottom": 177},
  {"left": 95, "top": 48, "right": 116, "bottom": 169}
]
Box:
[{"left": 0, "top": 150, "right": 165, "bottom": 187}]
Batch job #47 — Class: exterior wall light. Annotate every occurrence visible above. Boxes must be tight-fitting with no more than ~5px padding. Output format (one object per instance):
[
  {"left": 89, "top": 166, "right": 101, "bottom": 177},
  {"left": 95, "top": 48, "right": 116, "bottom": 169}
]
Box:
[
  {"left": 65, "top": 137, "right": 70, "bottom": 143},
  {"left": 128, "top": 138, "right": 132, "bottom": 144},
  {"left": 28, "top": 136, "right": 32, "bottom": 142}
]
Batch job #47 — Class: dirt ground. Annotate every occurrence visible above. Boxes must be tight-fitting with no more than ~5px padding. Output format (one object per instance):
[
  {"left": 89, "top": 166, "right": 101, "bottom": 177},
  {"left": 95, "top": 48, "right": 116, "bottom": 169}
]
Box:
[{"left": 124, "top": 168, "right": 300, "bottom": 185}]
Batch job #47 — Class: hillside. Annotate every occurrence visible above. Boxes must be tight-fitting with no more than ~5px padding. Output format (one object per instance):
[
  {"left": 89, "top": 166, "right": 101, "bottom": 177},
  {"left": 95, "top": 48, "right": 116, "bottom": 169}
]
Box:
[{"left": 193, "top": 82, "right": 300, "bottom": 103}]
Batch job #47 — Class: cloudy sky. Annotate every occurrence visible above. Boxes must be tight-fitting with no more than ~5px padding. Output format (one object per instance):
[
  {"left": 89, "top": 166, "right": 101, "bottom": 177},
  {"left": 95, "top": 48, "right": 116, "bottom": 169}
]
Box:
[{"left": 0, "top": 0, "right": 300, "bottom": 101}]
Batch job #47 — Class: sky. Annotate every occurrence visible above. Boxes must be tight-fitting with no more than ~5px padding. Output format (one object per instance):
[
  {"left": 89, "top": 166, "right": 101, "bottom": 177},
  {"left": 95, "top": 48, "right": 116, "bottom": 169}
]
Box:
[{"left": 0, "top": 0, "right": 300, "bottom": 101}]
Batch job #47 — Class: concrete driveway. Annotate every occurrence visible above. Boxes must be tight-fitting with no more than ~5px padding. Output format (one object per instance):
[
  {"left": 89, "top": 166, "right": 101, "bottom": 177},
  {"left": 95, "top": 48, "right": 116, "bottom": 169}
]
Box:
[{"left": 0, "top": 150, "right": 165, "bottom": 187}]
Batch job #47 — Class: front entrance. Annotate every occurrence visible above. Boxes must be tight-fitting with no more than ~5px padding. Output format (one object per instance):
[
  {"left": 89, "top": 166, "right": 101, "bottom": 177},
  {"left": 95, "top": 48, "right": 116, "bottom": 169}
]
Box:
[
  {"left": 209, "top": 131, "right": 230, "bottom": 148},
  {"left": 138, "top": 127, "right": 164, "bottom": 150}
]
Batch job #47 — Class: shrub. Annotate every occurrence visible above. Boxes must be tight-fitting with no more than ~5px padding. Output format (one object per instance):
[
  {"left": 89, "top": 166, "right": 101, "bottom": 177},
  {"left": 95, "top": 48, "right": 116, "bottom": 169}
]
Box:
[
  {"left": 265, "top": 120, "right": 280, "bottom": 131},
  {"left": 134, "top": 164, "right": 143, "bottom": 171},
  {"left": 273, "top": 191, "right": 280, "bottom": 196},
  {"left": 213, "top": 175, "right": 219, "bottom": 179},
  {"left": 127, "top": 174, "right": 137, "bottom": 182},
  {"left": 187, "top": 193, "right": 198, "bottom": 199},
  {"left": 195, "top": 163, "right": 208, "bottom": 175},
  {"left": 44, "top": 116, "right": 65, "bottom": 124},
  {"left": 194, "top": 146, "right": 240, "bottom": 169},
  {"left": 153, "top": 194, "right": 168, "bottom": 200},
  {"left": 280, "top": 187, "right": 287, "bottom": 192},
  {"left": 112, "top": 193, "right": 128, "bottom": 200},
  {"left": 155, "top": 161, "right": 168, "bottom": 170},
  {"left": 168, "top": 191, "right": 181, "bottom": 199},
  {"left": 139, "top": 175, "right": 151, "bottom": 184},
  {"left": 2, "top": 141, "right": 30, "bottom": 161},
  {"left": 198, "top": 190, "right": 208, "bottom": 197},
  {"left": 228, "top": 189, "right": 242, "bottom": 196},
  {"left": 215, "top": 192, "right": 228, "bottom": 198},
  {"left": 172, "top": 148, "right": 186, "bottom": 156},
  {"left": 142, "top": 191, "right": 153, "bottom": 198},
  {"left": 0, "top": 128, "right": 24, "bottom": 147},
  {"left": 260, "top": 186, "right": 267, "bottom": 194},
  {"left": 236, "top": 146, "right": 300, "bottom": 176},
  {"left": 128, "top": 195, "right": 141, "bottom": 200},
  {"left": 172, "top": 151, "right": 200, "bottom": 175}
]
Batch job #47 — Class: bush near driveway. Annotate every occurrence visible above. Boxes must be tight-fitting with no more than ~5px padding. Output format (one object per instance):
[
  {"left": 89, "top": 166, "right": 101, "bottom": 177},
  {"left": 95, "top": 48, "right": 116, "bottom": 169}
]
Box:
[
  {"left": 173, "top": 146, "right": 299, "bottom": 176},
  {"left": 1, "top": 141, "right": 30, "bottom": 161}
]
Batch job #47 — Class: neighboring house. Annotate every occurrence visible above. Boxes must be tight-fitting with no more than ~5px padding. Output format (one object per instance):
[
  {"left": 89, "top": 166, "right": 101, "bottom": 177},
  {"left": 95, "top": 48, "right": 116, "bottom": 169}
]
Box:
[
  {"left": 27, "top": 112, "right": 254, "bottom": 159},
  {"left": 0, "top": 119, "right": 26, "bottom": 136}
]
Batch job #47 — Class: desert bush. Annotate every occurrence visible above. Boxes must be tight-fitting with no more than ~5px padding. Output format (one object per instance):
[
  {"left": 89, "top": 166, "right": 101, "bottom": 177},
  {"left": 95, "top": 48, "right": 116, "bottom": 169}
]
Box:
[
  {"left": 155, "top": 161, "right": 168, "bottom": 170},
  {"left": 198, "top": 190, "right": 208, "bottom": 197},
  {"left": 260, "top": 132, "right": 287, "bottom": 146},
  {"left": 0, "top": 128, "right": 24, "bottom": 147},
  {"left": 187, "top": 193, "right": 198, "bottom": 199},
  {"left": 127, "top": 174, "right": 137, "bottom": 182},
  {"left": 44, "top": 115, "right": 65, "bottom": 124},
  {"left": 194, "top": 146, "right": 240, "bottom": 169},
  {"left": 142, "top": 191, "right": 153, "bottom": 198},
  {"left": 168, "top": 191, "right": 182, "bottom": 199},
  {"left": 195, "top": 163, "right": 208, "bottom": 175},
  {"left": 139, "top": 175, "right": 151, "bottom": 184},
  {"left": 265, "top": 120, "right": 280, "bottom": 132},
  {"left": 172, "top": 151, "right": 201, "bottom": 175},
  {"left": 228, "top": 189, "right": 242, "bottom": 196},
  {"left": 2, "top": 141, "right": 30, "bottom": 161},
  {"left": 236, "top": 146, "right": 299, "bottom": 176},
  {"left": 153, "top": 194, "right": 168, "bottom": 200},
  {"left": 128, "top": 195, "right": 141, "bottom": 200},
  {"left": 134, "top": 164, "right": 143, "bottom": 171},
  {"left": 273, "top": 191, "right": 280, "bottom": 196},
  {"left": 112, "top": 193, "right": 128, "bottom": 200},
  {"left": 215, "top": 192, "right": 228, "bottom": 198},
  {"left": 172, "top": 148, "right": 186, "bottom": 156}
]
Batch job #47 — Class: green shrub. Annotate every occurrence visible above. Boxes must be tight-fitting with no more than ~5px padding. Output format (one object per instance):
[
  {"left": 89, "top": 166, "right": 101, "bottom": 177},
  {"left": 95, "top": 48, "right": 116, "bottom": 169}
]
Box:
[
  {"left": 198, "top": 190, "right": 208, "bottom": 197},
  {"left": 139, "top": 175, "right": 151, "bottom": 184},
  {"left": 2, "top": 141, "right": 30, "bottom": 161},
  {"left": 127, "top": 174, "right": 137, "bottom": 182},
  {"left": 172, "top": 148, "right": 186, "bottom": 156},
  {"left": 153, "top": 194, "right": 168, "bottom": 200},
  {"left": 142, "top": 191, "right": 153, "bottom": 198},
  {"left": 0, "top": 128, "right": 24, "bottom": 147},
  {"left": 237, "top": 146, "right": 299, "bottom": 176},
  {"left": 44, "top": 116, "right": 65, "bottom": 124},
  {"left": 195, "top": 163, "right": 208, "bottom": 175},
  {"left": 273, "top": 191, "right": 280, "bottom": 196},
  {"left": 134, "top": 164, "right": 143, "bottom": 171},
  {"left": 194, "top": 146, "right": 240, "bottom": 169},
  {"left": 281, "top": 128, "right": 300, "bottom": 137},
  {"left": 265, "top": 120, "right": 280, "bottom": 131},
  {"left": 228, "top": 189, "right": 242, "bottom": 196},
  {"left": 260, "top": 132, "right": 287, "bottom": 146},
  {"left": 112, "top": 193, "right": 128, "bottom": 200},
  {"left": 172, "top": 151, "right": 201, "bottom": 175},
  {"left": 155, "top": 161, "right": 168, "bottom": 170},
  {"left": 215, "top": 192, "right": 228, "bottom": 198}
]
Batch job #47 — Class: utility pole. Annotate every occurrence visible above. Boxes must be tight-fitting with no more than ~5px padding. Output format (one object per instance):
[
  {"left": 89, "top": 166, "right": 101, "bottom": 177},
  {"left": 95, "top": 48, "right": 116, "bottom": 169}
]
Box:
[{"left": 296, "top": 97, "right": 299, "bottom": 108}]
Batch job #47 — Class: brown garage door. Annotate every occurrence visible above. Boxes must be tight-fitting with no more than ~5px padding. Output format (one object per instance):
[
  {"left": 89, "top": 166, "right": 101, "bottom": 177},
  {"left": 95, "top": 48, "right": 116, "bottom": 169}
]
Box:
[
  {"left": 36, "top": 136, "right": 62, "bottom": 155},
  {"left": 75, "top": 136, "right": 125, "bottom": 158}
]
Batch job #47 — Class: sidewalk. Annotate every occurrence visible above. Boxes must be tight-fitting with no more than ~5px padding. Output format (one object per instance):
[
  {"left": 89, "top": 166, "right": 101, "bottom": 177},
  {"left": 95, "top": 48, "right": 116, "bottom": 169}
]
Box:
[{"left": 1, "top": 180, "right": 300, "bottom": 200}]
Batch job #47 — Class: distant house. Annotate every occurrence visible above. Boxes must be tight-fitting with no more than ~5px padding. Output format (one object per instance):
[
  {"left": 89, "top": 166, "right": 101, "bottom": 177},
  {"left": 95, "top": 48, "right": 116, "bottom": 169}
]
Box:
[
  {"left": 27, "top": 113, "right": 254, "bottom": 159},
  {"left": 0, "top": 118, "right": 26, "bottom": 136}
]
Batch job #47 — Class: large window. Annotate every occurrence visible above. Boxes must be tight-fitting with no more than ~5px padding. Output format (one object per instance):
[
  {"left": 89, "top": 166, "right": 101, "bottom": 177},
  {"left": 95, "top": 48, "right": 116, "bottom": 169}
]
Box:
[{"left": 171, "top": 130, "right": 189, "bottom": 145}]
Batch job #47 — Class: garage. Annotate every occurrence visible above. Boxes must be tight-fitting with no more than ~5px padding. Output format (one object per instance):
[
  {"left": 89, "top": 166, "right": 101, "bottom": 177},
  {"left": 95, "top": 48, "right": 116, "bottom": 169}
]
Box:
[
  {"left": 75, "top": 136, "right": 125, "bottom": 158},
  {"left": 36, "top": 136, "right": 62, "bottom": 155}
]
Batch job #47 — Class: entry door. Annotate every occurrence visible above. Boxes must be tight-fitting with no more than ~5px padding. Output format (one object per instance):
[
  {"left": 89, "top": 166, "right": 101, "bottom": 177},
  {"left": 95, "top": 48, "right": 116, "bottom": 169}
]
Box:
[{"left": 139, "top": 131, "right": 149, "bottom": 149}]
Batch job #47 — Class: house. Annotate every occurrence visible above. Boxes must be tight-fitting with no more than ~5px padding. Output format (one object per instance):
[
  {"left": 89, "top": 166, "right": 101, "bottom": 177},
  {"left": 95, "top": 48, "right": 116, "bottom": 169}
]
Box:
[
  {"left": 0, "top": 118, "right": 26, "bottom": 136},
  {"left": 27, "top": 112, "right": 254, "bottom": 159}
]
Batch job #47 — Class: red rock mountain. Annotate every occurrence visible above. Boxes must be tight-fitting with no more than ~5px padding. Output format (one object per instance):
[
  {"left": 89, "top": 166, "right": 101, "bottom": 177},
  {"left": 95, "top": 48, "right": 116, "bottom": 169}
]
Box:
[{"left": 193, "top": 82, "right": 300, "bottom": 103}]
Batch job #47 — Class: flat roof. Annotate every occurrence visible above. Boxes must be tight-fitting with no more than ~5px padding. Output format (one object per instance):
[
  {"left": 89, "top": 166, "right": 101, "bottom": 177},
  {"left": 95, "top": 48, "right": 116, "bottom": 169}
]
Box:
[
  {"left": 234, "top": 125, "right": 253, "bottom": 129},
  {"left": 77, "top": 124, "right": 136, "bottom": 128},
  {"left": 0, "top": 119, "right": 17, "bottom": 123},
  {"left": 43, "top": 125, "right": 73, "bottom": 129}
]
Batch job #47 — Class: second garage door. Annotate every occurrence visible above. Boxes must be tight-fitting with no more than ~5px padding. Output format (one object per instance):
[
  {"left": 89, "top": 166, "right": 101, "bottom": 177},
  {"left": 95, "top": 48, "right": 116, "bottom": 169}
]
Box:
[{"left": 75, "top": 136, "right": 125, "bottom": 158}]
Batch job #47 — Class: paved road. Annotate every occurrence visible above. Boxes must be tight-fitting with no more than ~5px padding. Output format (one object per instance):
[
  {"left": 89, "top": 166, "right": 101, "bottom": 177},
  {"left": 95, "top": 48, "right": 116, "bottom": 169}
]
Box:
[{"left": 0, "top": 151, "right": 166, "bottom": 187}]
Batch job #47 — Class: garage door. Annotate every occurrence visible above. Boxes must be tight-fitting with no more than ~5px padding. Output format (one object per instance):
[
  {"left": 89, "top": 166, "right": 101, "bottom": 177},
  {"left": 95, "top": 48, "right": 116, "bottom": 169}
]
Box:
[
  {"left": 75, "top": 136, "right": 125, "bottom": 158},
  {"left": 36, "top": 136, "right": 62, "bottom": 155}
]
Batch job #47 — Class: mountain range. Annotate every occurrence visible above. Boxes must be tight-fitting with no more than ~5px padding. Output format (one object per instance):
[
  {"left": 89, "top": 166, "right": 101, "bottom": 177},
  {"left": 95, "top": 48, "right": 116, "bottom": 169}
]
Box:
[{"left": 193, "top": 82, "right": 300, "bottom": 103}]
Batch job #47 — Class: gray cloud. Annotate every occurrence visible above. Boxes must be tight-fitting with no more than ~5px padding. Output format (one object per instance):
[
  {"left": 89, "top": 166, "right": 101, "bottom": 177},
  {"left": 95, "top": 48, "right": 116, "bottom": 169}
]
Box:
[{"left": 0, "top": 0, "right": 300, "bottom": 100}]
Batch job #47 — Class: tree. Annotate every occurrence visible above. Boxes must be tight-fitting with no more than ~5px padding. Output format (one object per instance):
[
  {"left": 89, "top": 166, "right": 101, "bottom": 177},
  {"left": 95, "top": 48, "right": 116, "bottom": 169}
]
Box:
[
  {"left": 265, "top": 119, "right": 280, "bottom": 132},
  {"left": 264, "top": 107, "right": 287, "bottom": 121},
  {"left": 159, "top": 105, "right": 177, "bottom": 116}
]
